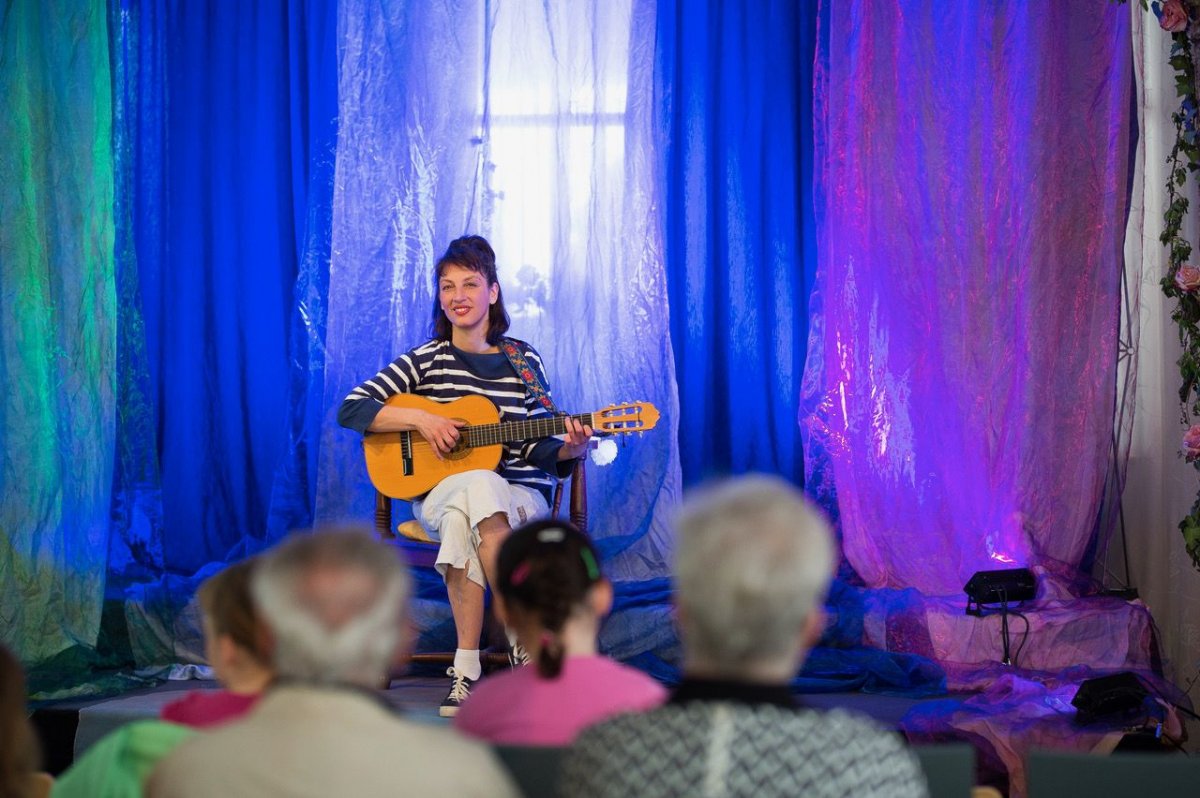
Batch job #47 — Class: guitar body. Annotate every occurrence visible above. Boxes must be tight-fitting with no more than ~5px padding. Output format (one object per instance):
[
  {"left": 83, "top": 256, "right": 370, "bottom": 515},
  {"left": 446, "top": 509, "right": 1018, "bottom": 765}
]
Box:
[
  {"left": 362, "top": 393, "right": 659, "bottom": 501},
  {"left": 363, "top": 393, "right": 504, "bottom": 500}
]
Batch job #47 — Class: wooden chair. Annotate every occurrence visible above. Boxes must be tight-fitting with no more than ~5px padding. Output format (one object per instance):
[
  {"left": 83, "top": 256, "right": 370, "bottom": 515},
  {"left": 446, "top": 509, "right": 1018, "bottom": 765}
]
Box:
[{"left": 373, "top": 460, "right": 587, "bottom": 666}]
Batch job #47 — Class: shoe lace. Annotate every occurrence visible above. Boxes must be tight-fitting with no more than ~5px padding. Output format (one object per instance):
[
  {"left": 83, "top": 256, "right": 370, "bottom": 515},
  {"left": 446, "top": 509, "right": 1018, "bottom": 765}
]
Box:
[
  {"left": 445, "top": 667, "right": 472, "bottom": 702},
  {"left": 510, "top": 643, "right": 531, "bottom": 667}
]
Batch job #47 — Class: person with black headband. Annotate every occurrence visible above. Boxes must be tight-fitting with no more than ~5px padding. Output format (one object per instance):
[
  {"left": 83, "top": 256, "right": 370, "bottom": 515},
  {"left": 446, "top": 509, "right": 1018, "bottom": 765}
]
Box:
[{"left": 452, "top": 520, "right": 665, "bottom": 745}]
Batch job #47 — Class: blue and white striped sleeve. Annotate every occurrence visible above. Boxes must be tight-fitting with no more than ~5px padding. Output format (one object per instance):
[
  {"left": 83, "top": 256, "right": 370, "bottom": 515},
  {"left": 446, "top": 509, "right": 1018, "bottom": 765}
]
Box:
[{"left": 336, "top": 351, "right": 420, "bottom": 435}]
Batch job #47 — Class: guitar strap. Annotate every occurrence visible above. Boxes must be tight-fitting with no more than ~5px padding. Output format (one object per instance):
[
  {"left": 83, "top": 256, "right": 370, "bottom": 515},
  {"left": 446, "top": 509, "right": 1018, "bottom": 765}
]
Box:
[{"left": 499, "top": 338, "right": 558, "bottom": 413}]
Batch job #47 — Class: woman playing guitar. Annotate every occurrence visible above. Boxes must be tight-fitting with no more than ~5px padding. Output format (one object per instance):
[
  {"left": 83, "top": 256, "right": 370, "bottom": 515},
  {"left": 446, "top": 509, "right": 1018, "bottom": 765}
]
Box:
[{"left": 337, "top": 235, "right": 592, "bottom": 716}]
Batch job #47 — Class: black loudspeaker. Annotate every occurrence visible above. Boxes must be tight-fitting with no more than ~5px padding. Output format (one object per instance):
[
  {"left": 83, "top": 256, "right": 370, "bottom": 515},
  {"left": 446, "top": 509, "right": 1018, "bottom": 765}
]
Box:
[
  {"left": 963, "top": 568, "right": 1036, "bottom": 605},
  {"left": 1072, "top": 672, "right": 1150, "bottom": 725}
]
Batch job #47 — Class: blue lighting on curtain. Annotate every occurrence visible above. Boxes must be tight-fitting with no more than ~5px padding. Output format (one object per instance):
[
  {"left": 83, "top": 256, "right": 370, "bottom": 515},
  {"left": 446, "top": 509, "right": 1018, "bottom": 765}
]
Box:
[
  {"left": 16, "top": 0, "right": 949, "bottom": 701},
  {"left": 111, "top": 0, "right": 338, "bottom": 579},
  {"left": 660, "top": 0, "right": 820, "bottom": 487}
]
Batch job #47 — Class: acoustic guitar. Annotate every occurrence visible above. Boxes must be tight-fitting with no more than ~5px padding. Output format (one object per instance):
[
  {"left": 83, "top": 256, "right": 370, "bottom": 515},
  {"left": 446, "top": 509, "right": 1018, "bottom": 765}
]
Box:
[{"left": 363, "top": 393, "right": 660, "bottom": 500}]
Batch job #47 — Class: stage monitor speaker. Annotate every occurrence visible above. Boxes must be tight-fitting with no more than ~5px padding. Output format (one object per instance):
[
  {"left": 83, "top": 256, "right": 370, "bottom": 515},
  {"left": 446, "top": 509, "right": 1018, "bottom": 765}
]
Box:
[
  {"left": 1072, "top": 672, "right": 1150, "bottom": 725},
  {"left": 963, "top": 568, "right": 1036, "bottom": 605}
]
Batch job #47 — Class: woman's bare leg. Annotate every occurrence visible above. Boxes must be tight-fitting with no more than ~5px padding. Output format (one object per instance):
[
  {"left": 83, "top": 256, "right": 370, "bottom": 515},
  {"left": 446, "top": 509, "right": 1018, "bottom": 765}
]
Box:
[{"left": 445, "top": 566, "right": 484, "bottom": 650}]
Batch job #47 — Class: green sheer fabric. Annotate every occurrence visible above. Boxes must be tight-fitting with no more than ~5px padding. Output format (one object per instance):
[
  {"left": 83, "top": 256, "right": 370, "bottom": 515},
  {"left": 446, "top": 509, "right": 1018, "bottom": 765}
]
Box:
[{"left": 0, "top": 0, "right": 115, "bottom": 663}]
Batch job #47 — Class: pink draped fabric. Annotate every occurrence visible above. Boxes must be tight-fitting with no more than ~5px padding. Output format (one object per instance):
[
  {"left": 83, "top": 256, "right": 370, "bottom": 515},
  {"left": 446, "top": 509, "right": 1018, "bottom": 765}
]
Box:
[{"left": 802, "top": 1, "right": 1132, "bottom": 595}]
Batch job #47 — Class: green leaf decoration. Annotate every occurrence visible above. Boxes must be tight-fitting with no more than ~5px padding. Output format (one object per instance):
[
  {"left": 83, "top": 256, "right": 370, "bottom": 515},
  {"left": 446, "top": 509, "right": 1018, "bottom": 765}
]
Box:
[
  {"left": 1180, "top": 514, "right": 1200, "bottom": 571},
  {"left": 1129, "top": 2, "right": 1200, "bottom": 573}
]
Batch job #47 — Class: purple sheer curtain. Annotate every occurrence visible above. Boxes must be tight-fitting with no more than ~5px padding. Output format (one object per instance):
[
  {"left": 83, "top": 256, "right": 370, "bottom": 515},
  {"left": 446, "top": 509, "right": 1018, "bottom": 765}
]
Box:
[{"left": 801, "top": 2, "right": 1131, "bottom": 596}]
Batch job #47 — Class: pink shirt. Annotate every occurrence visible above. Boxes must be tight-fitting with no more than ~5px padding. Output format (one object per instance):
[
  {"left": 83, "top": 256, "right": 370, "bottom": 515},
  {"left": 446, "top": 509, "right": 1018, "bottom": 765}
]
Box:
[
  {"left": 160, "top": 689, "right": 260, "bottom": 729},
  {"left": 453, "top": 655, "right": 666, "bottom": 745}
]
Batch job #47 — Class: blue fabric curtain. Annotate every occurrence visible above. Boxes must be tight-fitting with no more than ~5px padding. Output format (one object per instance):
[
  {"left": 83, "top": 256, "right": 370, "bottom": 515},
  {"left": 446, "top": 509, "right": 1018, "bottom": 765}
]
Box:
[
  {"left": 659, "top": 0, "right": 819, "bottom": 486},
  {"left": 103, "top": 0, "right": 339, "bottom": 669},
  {"left": 110, "top": 0, "right": 338, "bottom": 576},
  {"left": 11, "top": 0, "right": 948, "bottom": 702}
]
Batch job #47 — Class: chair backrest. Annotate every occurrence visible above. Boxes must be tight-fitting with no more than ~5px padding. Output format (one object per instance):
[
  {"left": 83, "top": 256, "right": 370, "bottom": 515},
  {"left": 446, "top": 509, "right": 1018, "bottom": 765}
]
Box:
[
  {"left": 493, "top": 745, "right": 566, "bottom": 798},
  {"left": 550, "top": 459, "right": 587, "bottom": 532},
  {"left": 1027, "top": 750, "right": 1200, "bottom": 797},
  {"left": 912, "top": 744, "right": 975, "bottom": 798}
]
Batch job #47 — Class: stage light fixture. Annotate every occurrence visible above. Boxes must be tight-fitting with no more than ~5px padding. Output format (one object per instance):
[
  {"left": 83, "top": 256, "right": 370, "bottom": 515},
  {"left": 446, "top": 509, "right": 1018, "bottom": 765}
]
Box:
[
  {"left": 964, "top": 567, "right": 1036, "bottom": 667},
  {"left": 1071, "top": 672, "right": 1149, "bottom": 725},
  {"left": 964, "top": 567, "right": 1036, "bottom": 613}
]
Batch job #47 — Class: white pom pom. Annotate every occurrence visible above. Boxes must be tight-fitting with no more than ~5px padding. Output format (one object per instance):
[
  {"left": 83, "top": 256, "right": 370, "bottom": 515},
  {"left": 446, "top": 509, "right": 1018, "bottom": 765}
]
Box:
[{"left": 590, "top": 437, "right": 618, "bottom": 467}]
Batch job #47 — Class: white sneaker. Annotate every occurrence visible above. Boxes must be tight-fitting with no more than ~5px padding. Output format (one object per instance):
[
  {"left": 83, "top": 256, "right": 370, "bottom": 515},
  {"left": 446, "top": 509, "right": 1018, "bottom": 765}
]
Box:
[{"left": 508, "top": 643, "right": 532, "bottom": 668}]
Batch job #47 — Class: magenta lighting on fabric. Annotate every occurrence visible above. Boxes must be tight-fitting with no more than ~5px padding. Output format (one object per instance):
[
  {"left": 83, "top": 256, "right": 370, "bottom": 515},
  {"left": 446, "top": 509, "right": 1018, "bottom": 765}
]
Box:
[{"left": 801, "top": 2, "right": 1132, "bottom": 596}]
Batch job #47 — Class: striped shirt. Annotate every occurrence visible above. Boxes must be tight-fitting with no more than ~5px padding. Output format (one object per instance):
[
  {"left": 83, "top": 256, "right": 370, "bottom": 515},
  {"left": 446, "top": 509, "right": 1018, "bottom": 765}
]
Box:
[{"left": 338, "top": 338, "right": 566, "bottom": 500}]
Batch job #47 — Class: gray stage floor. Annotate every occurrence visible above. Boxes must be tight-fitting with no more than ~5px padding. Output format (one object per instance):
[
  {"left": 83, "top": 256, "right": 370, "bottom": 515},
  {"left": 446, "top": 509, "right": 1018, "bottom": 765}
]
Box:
[{"left": 65, "top": 675, "right": 932, "bottom": 762}]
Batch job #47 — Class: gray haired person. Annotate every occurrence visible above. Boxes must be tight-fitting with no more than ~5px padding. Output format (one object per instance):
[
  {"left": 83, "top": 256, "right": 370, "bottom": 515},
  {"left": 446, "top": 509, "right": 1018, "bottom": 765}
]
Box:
[
  {"left": 148, "top": 529, "right": 518, "bottom": 798},
  {"left": 563, "top": 475, "right": 929, "bottom": 798}
]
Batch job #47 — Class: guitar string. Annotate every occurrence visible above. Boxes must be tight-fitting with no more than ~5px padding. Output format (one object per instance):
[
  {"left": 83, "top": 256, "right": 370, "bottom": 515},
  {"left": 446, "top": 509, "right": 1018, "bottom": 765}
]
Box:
[
  {"left": 465, "top": 412, "right": 599, "bottom": 447},
  {"left": 403, "top": 409, "right": 647, "bottom": 449}
]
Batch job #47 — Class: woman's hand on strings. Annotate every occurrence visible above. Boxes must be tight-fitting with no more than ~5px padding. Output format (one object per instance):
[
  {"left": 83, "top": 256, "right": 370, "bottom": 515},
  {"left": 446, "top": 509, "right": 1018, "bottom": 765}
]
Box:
[
  {"left": 416, "top": 411, "right": 465, "bottom": 459},
  {"left": 558, "top": 416, "right": 594, "bottom": 460}
]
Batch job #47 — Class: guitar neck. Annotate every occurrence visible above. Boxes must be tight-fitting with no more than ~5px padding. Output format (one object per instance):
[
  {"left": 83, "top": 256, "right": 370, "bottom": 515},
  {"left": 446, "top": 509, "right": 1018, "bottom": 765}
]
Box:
[{"left": 464, "top": 413, "right": 594, "bottom": 448}]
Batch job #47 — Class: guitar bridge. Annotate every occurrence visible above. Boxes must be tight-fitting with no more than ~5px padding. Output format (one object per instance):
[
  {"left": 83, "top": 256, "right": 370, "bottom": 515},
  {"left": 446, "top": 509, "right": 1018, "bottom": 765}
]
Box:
[{"left": 400, "top": 431, "right": 414, "bottom": 476}]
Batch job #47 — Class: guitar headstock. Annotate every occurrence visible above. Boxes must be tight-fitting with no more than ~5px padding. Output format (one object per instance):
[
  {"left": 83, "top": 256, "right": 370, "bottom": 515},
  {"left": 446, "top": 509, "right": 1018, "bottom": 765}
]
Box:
[{"left": 592, "top": 402, "right": 660, "bottom": 434}]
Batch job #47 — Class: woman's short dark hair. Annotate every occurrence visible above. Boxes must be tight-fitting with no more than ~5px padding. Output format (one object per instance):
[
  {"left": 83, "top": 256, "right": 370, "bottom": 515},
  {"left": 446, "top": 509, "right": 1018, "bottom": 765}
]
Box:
[
  {"left": 430, "top": 235, "right": 511, "bottom": 345},
  {"left": 495, "top": 520, "right": 603, "bottom": 679}
]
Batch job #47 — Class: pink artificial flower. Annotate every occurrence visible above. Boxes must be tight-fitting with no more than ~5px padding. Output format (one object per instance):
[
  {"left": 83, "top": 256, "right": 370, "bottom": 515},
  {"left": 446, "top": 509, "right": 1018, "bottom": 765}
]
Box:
[
  {"left": 1183, "top": 424, "right": 1200, "bottom": 461},
  {"left": 1161, "top": 0, "right": 1189, "bottom": 33},
  {"left": 1176, "top": 265, "right": 1200, "bottom": 293}
]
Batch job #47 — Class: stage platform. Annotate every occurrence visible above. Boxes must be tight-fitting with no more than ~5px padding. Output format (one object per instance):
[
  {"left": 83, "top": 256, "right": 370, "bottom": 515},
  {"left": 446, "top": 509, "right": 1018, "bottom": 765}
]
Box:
[
  {"left": 31, "top": 673, "right": 940, "bottom": 777},
  {"left": 31, "top": 669, "right": 1194, "bottom": 797}
]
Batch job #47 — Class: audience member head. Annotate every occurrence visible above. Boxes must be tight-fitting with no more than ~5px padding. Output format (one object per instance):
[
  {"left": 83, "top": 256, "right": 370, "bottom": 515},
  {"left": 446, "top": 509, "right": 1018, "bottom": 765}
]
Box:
[
  {"left": 197, "top": 558, "right": 272, "bottom": 693},
  {"left": 430, "top": 234, "right": 510, "bottom": 345},
  {"left": 251, "top": 528, "right": 411, "bottom": 689},
  {"left": 495, "top": 520, "right": 610, "bottom": 679},
  {"left": 0, "top": 644, "right": 39, "bottom": 798},
  {"left": 673, "top": 474, "right": 834, "bottom": 683}
]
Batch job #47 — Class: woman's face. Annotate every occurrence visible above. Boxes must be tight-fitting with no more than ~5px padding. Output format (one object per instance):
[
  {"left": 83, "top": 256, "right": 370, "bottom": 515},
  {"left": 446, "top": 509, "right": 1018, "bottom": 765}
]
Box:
[{"left": 439, "top": 263, "right": 498, "bottom": 335}]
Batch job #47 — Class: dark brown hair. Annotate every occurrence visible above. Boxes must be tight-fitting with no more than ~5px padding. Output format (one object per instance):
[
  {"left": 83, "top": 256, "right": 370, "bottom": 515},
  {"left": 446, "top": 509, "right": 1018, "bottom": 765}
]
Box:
[
  {"left": 496, "top": 520, "right": 602, "bottom": 679},
  {"left": 197, "top": 558, "right": 268, "bottom": 667},
  {"left": 430, "top": 235, "right": 511, "bottom": 345},
  {"left": 0, "top": 644, "right": 39, "bottom": 798}
]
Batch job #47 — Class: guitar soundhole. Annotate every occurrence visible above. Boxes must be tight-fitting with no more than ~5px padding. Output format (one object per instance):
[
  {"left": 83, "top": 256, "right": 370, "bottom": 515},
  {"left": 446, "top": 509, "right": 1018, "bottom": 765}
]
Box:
[{"left": 446, "top": 420, "right": 472, "bottom": 460}]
